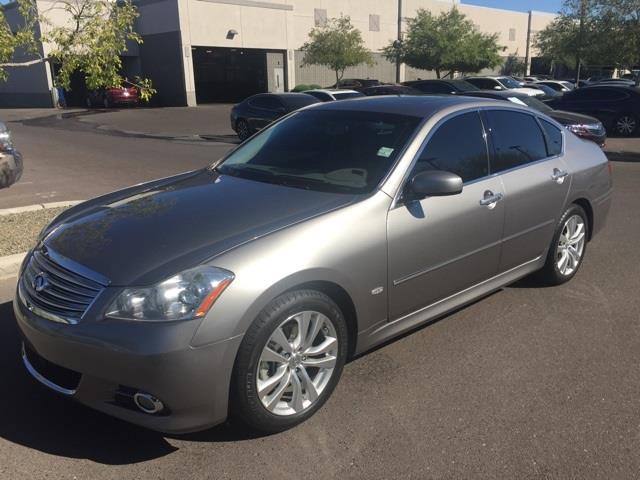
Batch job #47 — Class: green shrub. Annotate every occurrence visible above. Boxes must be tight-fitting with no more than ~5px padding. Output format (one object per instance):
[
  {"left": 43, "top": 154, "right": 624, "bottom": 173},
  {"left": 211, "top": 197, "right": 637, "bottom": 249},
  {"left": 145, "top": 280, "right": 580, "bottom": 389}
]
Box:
[
  {"left": 309, "top": 84, "right": 322, "bottom": 89},
  {"left": 292, "top": 84, "right": 310, "bottom": 92}
]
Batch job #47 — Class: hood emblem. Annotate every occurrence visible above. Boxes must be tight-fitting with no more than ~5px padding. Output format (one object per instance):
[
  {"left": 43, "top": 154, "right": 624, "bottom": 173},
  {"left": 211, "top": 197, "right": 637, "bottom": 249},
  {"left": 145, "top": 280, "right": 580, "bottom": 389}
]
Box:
[{"left": 33, "top": 272, "right": 50, "bottom": 293}]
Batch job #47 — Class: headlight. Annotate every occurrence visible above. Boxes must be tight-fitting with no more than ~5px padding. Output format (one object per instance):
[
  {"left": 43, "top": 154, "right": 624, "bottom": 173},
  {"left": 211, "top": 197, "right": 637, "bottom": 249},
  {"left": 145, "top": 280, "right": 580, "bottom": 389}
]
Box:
[
  {"left": 567, "top": 122, "right": 604, "bottom": 136},
  {"left": 106, "top": 266, "right": 234, "bottom": 322}
]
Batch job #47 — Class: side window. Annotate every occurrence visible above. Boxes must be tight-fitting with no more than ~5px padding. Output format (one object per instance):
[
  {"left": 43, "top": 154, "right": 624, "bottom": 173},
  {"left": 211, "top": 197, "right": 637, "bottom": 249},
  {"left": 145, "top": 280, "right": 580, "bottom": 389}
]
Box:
[
  {"left": 413, "top": 112, "right": 489, "bottom": 183},
  {"left": 540, "top": 119, "right": 563, "bottom": 156},
  {"left": 251, "top": 96, "right": 282, "bottom": 110},
  {"left": 428, "top": 82, "right": 451, "bottom": 93},
  {"left": 485, "top": 110, "right": 548, "bottom": 173}
]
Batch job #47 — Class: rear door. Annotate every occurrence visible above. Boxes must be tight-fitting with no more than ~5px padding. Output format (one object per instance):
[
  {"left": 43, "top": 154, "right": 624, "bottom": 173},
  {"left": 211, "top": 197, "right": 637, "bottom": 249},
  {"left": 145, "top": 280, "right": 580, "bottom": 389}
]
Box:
[
  {"left": 247, "top": 96, "right": 285, "bottom": 130},
  {"left": 387, "top": 111, "right": 505, "bottom": 320},
  {"left": 483, "top": 109, "right": 570, "bottom": 272}
]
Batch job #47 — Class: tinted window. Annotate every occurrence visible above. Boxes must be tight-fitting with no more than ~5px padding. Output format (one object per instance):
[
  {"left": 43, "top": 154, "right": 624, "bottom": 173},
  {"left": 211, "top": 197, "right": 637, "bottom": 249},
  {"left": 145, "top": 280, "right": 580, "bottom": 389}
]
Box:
[
  {"left": 540, "top": 119, "right": 563, "bottom": 156},
  {"left": 414, "top": 82, "right": 451, "bottom": 94},
  {"left": 413, "top": 112, "right": 488, "bottom": 183},
  {"left": 467, "top": 78, "right": 499, "bottom": 89},
  {"left": 218, "top": 110, "right": 421, "bottom": 194},
  {"left": 486, "top": 110, "right": 548, "bottom": 173},
  {"left": 250, "top": 96, "right": 282, "bottom": 110},
  {"left": 281, "top": 94, "right": 320, "bottom": 110},
  {"left": 566, "top": 88, "right": 628, "bottom": 101}
]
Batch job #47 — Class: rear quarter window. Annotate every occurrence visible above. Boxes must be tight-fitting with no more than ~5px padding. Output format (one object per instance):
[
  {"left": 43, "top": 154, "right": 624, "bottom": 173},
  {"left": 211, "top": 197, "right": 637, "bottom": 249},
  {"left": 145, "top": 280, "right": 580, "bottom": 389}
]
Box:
[{"left": 540, "top": 119, "right": 563, "bottom": 156}]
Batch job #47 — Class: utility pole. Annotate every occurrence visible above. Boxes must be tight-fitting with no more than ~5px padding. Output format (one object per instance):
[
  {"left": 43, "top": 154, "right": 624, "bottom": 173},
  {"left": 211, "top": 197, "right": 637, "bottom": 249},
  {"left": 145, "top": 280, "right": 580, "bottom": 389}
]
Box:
[
  {"left": 524, "top": 11, "right": 532, "bottom": 76},
  {"left": 395, "top": 0, "right": 402, "bottom": 83},
  {"left": 575, "top": 0, "right": 587, "bottom": 84}
]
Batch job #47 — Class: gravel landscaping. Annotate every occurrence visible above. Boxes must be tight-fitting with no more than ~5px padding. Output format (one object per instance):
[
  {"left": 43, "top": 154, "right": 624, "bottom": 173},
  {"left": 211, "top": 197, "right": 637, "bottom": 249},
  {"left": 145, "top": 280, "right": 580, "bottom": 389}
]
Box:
[{"left": 0, "top": 207, "right": 67, "bottom": 256}]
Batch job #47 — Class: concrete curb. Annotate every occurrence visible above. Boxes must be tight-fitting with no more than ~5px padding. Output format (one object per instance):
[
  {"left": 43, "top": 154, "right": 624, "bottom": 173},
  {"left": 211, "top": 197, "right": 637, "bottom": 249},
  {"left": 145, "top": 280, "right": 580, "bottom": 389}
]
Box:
[
  {"left": 0, "top": 252, "right": 26, "bottom": 281},
  {"left": 0, "top": 200, "right": 83, "bottom": 216},
  {"left": 605, "top": 151, "right": 640, "bottom": 163}
]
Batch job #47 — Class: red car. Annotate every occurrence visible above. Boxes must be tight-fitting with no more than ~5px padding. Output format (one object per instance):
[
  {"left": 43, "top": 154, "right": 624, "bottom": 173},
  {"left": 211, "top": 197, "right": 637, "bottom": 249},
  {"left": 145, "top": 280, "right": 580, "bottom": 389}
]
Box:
[{"left": 86, "top": 86, "right": 139, "bottom": 108}]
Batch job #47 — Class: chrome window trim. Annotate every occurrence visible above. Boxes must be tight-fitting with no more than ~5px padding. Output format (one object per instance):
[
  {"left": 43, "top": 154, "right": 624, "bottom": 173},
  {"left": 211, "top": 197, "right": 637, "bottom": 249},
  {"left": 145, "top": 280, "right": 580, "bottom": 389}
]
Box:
[{"left": 21, "top": 343, "right": 77, "bottom": 395}]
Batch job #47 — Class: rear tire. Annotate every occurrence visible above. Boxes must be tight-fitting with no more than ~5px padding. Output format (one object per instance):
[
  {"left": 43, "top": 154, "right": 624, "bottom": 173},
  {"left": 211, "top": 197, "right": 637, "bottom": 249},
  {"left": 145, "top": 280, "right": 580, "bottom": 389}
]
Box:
[
  {"left": 236, "top": 120, "right": 251, "bottom": 141},
  {"left": 537, "top": 204, "right": 588, "bottom": 285},
  {"left": 232, "top": 290, "right": 348, "bottom": 433}
]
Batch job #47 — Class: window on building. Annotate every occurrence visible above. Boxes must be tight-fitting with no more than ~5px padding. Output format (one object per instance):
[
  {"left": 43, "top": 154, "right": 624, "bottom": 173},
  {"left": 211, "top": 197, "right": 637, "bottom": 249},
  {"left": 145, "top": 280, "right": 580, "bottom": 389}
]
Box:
[
  {"left": 314, "top": 8, "right": 327, "bottom": 27},
  {"left": 509, "top": 28, "right": 516, "bottom": 41},
  {"left": 369, "top": 14, "right": 380, "bottom": 32}
]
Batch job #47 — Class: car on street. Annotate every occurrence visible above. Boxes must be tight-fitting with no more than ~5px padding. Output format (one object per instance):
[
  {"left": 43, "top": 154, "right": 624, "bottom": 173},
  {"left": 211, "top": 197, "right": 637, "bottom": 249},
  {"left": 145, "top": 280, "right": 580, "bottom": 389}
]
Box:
[
  {"left": 303, "top": 89, "right": 365, "bottom": 102},
  {"left": 86, "top": 86, "right": 139, "bottom": 108},
  {"left": 15, "top": 96, "right": 612, "bottom": 434},
  {"left": 361, "top": 84, "right": 423, "bottom": 96},
  {"left": 535, "top": 80, "right": 575, "bottom": 93},
  {"left": 0, "top": 121, "right": 23, "bottom": 189},
  {"left": 230, "top": 92, "right": 320, "bottom": 140},
  {"left": 402, "top": 79, "right": 478, "bottom": 94},
  {"left": 547, "top": 84, "right": 640, "bottom": 136},
  {"left": 464, "top": 76, "right": 546, "bottom": 97},
  {"left": 462, "top": 90, "right": 607, "bottom": 147},
  {"left": 327, "top": 79, "right": 381, "bottom": 91}
]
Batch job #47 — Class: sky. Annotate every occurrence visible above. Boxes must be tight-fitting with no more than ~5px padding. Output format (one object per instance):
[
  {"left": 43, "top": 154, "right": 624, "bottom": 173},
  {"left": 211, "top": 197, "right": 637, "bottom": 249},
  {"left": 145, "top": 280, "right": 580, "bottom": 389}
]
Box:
[{"left": 461, "top": 0, "right": 563, "bottom": 14}]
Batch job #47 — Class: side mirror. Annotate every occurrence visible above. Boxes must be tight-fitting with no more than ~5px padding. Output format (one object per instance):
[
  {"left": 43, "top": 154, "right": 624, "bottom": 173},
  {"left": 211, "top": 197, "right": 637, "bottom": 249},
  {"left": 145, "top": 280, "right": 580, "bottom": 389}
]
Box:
[
  {"left": 407, "top": 170, "right": 463, "bottom": 200},
  {"left": 494, "top": 85, "right": 503, "bottom": 90}
]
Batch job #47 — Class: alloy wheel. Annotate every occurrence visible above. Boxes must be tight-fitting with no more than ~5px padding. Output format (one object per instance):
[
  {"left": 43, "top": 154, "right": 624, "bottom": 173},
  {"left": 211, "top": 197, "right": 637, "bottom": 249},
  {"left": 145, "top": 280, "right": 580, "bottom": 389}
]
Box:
[
  {"left": 237, "top": 121, "right": 250, "bottom": 141},
  {"left": 556, "top": 214, "right": 586, "bottom": 276},
  {"left": 616, "top": 115, "right": 636, "bottom": 136},
  {"left": 256, "top": 310, "right": 338, "bottom": 416}
]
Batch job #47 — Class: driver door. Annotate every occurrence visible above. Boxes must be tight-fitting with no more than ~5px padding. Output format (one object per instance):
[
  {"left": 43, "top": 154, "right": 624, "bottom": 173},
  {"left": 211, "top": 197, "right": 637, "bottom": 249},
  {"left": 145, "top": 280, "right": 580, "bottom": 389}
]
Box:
[{"left": 387, "top": 111, "right": 506, "bottom": 320}]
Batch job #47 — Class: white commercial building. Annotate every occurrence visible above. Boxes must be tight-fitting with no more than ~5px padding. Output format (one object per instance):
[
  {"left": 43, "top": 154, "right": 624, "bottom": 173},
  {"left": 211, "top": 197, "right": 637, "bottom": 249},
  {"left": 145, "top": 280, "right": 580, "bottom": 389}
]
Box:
[{"left": 0, "top": 0, "right": 555, "bottom": 107}]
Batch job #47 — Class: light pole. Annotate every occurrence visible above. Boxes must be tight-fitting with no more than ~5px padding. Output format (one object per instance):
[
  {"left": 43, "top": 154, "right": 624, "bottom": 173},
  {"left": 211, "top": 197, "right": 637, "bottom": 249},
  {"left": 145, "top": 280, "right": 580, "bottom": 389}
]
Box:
[{"left": 396, "top": 0, "right": 402, "bottom": 83}]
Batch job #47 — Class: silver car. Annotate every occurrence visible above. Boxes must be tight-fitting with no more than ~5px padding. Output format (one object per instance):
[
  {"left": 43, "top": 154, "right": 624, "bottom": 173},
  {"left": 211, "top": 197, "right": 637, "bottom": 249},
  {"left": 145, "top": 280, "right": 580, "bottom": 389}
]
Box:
[{"left": 15, "top": 96, "right": 612, "bottom": 433}]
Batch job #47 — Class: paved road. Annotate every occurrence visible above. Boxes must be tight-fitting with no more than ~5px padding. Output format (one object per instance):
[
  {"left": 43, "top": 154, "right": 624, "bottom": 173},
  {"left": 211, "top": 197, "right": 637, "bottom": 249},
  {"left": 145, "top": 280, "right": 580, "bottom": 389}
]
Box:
[
  {"left": 0, "top": 111, "right": 235, "bottom": 209},
  {"left": 0, "top": 115, "right": 639, "bottom": 478}
]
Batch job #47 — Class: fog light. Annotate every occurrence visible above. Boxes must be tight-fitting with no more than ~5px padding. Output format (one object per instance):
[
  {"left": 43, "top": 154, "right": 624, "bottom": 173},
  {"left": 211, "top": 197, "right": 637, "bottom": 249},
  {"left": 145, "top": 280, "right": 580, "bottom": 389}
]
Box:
[{"left": 133, "top": 392, "right": 164, "bottom": 414}]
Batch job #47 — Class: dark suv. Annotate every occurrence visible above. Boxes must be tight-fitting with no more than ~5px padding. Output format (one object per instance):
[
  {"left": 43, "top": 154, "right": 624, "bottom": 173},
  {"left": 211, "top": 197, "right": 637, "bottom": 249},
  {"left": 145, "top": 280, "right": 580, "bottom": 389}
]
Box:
[{"left": 548, "top": 85, "right": 640, "bottom": 136}]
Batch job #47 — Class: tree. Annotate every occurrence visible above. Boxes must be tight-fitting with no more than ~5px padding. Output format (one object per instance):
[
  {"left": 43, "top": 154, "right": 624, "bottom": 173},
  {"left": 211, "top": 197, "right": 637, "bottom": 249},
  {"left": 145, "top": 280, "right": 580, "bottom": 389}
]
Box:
[
  {"left": 501, "top": 52, "right": 526, "bottom": 76},
  {"left": 383, "top": 7, "right": 502, "bottom": 79},
  {"left": 300, "top": 15, "right": 374, "bottom": 87},
  {"left": 534, "top": 0, "right": 640, "bottom": 78},
  {"left": 0, "top": 0, "right": 155, "bottom": 100}
]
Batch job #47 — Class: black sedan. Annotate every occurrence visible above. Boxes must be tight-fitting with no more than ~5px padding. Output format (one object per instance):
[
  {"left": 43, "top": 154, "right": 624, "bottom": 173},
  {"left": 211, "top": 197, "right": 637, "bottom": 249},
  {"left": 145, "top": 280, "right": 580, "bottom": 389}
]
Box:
[
  {"left": 230, "top": 93, "right": 320, "bottom": 141},
  {"left": 401, "top": 79, "right": 478, "bottom": 94},
  {"left": 547, "top": 85, "right": 640, "bottom": 136},
  {"left": 462, "top": 90, "right": 607, "bottom": 147}
]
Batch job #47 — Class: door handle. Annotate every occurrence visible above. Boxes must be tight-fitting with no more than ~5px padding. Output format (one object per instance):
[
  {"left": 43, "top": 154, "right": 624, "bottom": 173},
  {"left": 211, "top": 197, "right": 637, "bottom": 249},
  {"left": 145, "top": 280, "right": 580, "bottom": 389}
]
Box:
[
  {"left": 479, "top": 190, "right": 503, "bottom": 209},
  {"left": 551, "top": 168, "right": 569, "bottom": 184}
]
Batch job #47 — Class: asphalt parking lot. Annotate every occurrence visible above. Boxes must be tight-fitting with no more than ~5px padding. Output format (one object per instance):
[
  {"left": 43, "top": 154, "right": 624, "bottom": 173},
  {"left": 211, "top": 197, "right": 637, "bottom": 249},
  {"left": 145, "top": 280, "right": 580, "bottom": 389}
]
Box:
[{"left": 0, "top": 112, "right": 639, "bottom": 479}]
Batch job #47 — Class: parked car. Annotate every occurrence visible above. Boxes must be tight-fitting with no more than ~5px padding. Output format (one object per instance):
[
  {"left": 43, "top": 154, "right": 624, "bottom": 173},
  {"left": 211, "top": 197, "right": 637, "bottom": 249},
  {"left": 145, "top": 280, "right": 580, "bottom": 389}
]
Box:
[
  {"left": 547, "top": 85, "right": 640, "bottom": 136},
  {"left": 230, "top": 93, "right": 320, "bottom": 140},
  {"left": 86, "top": 86, "right": 139, "bottom": 108},
  {"left": 462, "top": 90, "right": 607, "bottom": 147},
  {"left": 303, "top": 89, "right": 365, "bottom": 102},
  {"left": 402, "top": 79, "right": 478, "bottom": 94},
  {"left": 525, "top": 83, "right": 563, "bottom": 100},
  {"left": 535, "top": 80, "right": 575, "bottom": 93},
  {"left": 0, "top": 121, "right": 23, "bottom": 189},
  {"left": 327, "top": 78, "right": 381, "bottom": 91},
  {"left": 593, "top": 78, "right": 638, "bottom": 88},
  {"left": 361, "top": 84, "right": 423, "bottom": 96},
  {"left": 464, "top": 76, "right": 545, "bottom": 97},
  {"left": 16, "top": 96, "right": 611, "bottom": 434}
]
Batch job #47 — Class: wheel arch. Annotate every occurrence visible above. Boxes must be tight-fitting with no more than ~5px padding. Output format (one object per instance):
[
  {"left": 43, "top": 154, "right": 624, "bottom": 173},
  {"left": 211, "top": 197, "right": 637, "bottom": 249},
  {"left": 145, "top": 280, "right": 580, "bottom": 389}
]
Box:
[{"left": 571, "top": 197, "right": 594, "bottom": 241}]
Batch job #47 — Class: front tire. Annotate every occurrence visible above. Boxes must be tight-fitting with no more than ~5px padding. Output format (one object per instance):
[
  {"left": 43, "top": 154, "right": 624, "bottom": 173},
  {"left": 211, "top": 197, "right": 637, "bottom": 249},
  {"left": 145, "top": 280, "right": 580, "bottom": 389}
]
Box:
[
  {"left": 236, "top": 119, "right": 251, "bottom": 141},
  {"left": 232, "top": 290, "right": 348, "bottom": 433},
  {"left": 538, "top": 204, "right": 588, "bottom": 285},
  {"left": 614, "top": 114, "right": 638, "bottom": 137}
]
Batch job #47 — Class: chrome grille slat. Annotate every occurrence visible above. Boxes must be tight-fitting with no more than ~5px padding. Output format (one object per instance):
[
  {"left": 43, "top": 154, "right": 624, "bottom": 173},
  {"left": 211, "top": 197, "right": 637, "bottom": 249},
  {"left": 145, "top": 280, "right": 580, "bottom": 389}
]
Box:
[
  {"left": 31, "top": 251, "right": 102, "bottom": 292},
  {"left": 19, "top": 248, "right": 105, "bottom": 323}
]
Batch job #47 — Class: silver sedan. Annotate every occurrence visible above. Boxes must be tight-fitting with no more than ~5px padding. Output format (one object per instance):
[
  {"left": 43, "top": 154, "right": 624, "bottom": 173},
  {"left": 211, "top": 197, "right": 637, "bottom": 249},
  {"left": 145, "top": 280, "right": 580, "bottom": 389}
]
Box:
[{"left": 15, "top": 96, "right": 612, "bottom": 433}]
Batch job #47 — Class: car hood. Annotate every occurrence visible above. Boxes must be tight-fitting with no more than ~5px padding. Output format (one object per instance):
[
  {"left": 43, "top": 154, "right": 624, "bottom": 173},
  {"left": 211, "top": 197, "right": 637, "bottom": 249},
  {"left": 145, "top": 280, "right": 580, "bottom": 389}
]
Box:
[
  {"left": 42, "top": 169, "right": 358, "bottom": 286},
  {"left": 548, "top": 110, "right": 601, "bottom": 126}
]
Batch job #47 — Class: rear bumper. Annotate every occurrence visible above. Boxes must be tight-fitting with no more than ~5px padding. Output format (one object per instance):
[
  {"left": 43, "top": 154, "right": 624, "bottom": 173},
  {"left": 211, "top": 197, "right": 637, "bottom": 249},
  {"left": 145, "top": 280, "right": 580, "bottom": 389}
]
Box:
[
  {"left": 0, "top": 149, "right": 23, "bottom": 188},
  {"left": 14, "top": 289, "right": 243, "bottom": 434}
]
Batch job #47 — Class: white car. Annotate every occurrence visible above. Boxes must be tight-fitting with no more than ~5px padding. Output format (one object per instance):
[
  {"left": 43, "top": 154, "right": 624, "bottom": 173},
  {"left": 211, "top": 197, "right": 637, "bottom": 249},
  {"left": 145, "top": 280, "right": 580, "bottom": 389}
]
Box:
[
  {"left": 303, "top": 89, "right": 365, "bottom": 102},
  {"left": 464, "top": 76, "right": 546, "bottom": 97},
  {"left": 535, "top": 80, "right": 575, "bottom": 93}
]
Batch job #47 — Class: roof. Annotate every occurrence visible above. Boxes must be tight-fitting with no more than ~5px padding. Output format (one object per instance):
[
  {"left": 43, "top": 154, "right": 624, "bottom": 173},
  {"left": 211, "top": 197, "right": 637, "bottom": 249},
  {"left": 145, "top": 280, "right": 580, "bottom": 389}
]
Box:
[
  {"left": 304, "top": 89, "right": 360, "bottom": 94},
  {"left": 309, "top": 95, "right": 492, "bottom": 117}
]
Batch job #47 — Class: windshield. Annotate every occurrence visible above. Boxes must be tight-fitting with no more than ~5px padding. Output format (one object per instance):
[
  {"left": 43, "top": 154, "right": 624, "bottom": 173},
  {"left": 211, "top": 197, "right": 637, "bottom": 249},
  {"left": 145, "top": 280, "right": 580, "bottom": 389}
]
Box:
[
  {"left": 216, "top": 110, "right": 421, "bottom": 194},
  {"left": 507, "top": 95, "right": 553, "bottom": 113},
  {"left": 333, "top": 92, "right": 365, "bottom": 100},
  {"left": 498, "top": 77, "right": 523, "bottom": 89}
]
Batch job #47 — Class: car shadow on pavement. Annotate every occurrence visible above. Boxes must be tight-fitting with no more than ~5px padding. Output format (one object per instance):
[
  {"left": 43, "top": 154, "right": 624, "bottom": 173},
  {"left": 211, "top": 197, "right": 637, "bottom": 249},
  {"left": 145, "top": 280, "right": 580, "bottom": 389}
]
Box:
[{"left": 0, "top": 300, "right": 179, "bottom": 465}]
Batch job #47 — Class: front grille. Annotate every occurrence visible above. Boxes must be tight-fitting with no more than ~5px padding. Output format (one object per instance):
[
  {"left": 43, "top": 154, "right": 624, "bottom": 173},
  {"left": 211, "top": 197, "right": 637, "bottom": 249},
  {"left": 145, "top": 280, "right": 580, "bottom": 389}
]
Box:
[
  {"left": 23, "top": 342, "right": 81, "bottom": 392},
  {"left": 20, "top": 248, "right": 105, "bottom": 324}
]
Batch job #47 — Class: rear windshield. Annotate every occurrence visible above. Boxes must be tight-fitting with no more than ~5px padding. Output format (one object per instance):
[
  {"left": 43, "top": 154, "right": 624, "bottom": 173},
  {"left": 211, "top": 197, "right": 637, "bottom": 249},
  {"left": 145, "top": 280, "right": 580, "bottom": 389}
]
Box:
[
  {"left": 450, "top": 80, "right": 478, "bottom": 91},
  {"left": 217, "top": 110, "right": 421, "bottom": 194},
  {"left": 281, "top": 95, "right": 320, "bottom": 110}
]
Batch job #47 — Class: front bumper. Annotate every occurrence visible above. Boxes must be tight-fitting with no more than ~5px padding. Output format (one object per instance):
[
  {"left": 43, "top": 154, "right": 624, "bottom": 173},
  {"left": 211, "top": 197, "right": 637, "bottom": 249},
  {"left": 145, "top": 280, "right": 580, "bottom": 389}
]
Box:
[
  {"left": 14, "top": 290, "right": 243, "bottom": 434},
  {"left": 0, "top": 149, "right": 23, "bottom": 189}
]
